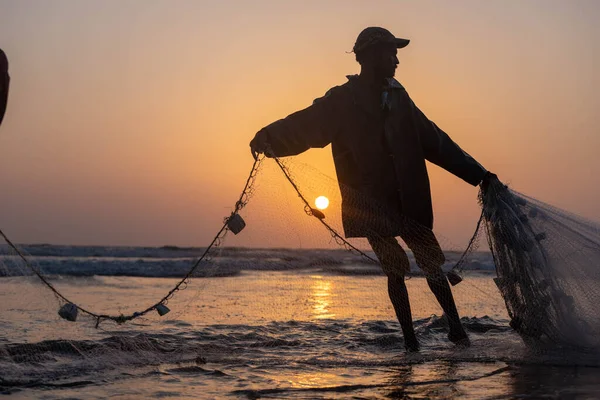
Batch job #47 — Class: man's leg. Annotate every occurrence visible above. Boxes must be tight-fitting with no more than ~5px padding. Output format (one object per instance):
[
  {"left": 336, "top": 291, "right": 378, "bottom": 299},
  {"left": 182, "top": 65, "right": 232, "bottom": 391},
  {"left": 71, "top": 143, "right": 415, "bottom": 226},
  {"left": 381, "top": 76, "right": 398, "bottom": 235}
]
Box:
[
  {"left": 367, "top": 235, "right": 419, "bottom": 351},
  {"left": 401, "top": 228, "right": 470, "bottom": 345}
]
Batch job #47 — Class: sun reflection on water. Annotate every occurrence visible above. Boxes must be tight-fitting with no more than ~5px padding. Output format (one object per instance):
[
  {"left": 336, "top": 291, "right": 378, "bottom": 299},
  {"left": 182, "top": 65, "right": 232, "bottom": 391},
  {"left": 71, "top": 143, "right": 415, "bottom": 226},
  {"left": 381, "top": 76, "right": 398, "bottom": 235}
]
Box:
[
  {"left": 310, "top": 275, "right": 335, "bottom": 319},
  {"left": 289, "top": 370, "right": 345, "bottom": 389}
]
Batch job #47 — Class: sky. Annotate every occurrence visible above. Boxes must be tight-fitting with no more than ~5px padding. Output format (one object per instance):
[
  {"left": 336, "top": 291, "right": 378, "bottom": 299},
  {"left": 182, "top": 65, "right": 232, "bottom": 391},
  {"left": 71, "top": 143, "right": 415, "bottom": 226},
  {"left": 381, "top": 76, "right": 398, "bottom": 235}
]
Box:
[{"left": 0, "top": 0, "right": 598, "bottom": 248}]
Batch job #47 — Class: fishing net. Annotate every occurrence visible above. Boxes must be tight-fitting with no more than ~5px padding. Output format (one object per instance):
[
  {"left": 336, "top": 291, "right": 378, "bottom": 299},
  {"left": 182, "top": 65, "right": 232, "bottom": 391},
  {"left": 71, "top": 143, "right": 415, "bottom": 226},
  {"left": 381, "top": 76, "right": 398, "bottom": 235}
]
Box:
[
  {"left": 481, "top": 178, "right": 600, "bottom": 349},
  {"left": 0, "top": 155, "right": 598, "bottom": 393}
]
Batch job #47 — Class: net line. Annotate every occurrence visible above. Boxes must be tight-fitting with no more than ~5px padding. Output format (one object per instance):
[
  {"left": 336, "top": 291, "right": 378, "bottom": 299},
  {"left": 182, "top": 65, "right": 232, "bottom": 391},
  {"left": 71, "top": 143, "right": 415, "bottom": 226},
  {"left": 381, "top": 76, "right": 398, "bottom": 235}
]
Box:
[
  {"left": 0, "top": 155, "right": 483, "bottom": 328},
  {"left": 0, "top": 155, "right": 263, "bottom": 327}
]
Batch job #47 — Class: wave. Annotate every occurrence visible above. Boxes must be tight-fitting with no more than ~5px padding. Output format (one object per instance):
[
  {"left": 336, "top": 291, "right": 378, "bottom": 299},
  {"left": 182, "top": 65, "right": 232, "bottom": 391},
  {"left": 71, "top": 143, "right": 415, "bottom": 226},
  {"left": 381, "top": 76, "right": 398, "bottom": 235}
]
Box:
[
  {"left": 0, "top": 246, "right": 496, "bottom": 278},
  {"left": 2, "top": 316, "right": 599, "bottom": 395}
]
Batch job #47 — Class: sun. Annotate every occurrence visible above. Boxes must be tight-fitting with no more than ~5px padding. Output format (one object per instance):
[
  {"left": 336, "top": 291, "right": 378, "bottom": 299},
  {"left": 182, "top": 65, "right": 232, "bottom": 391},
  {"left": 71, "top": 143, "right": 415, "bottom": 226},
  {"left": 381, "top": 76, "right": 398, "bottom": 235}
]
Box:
[{"left": 315, "top": 196, "right": 329, "bottom": 210}]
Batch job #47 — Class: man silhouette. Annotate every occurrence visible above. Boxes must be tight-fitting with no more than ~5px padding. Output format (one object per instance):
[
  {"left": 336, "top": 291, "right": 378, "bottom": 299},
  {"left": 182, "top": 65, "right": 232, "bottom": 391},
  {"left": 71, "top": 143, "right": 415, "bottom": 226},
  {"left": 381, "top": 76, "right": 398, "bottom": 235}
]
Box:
[
  {"left": 250, "top": 27, "right": 495, "bottom": 351},
  {"left": 0, "top": 48, "right": 9, "bottom": 126}
]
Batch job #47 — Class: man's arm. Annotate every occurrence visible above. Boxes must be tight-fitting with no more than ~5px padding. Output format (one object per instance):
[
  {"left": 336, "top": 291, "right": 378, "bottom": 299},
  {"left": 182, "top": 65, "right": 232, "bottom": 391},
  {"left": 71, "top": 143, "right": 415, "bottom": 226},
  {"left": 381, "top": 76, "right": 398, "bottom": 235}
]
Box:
[
  {"left": 250, "top": 88, "right": 339, "bottom": 158},
  {"left": 0, "top": 49, "right": 9, "bottom": 127},
  {"left": 411, "top": 100, "right": 486, "bottom": 186}
]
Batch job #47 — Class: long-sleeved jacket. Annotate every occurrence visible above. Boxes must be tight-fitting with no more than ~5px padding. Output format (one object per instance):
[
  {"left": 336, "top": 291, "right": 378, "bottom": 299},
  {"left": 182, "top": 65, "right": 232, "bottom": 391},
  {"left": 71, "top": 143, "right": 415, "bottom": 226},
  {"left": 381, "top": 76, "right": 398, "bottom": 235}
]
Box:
[
  {"left": 0, "top": 49, "right": 9, "bottom": 127},
  {"left": 263, "top": 75, "right": 486, "bottom": 237}
]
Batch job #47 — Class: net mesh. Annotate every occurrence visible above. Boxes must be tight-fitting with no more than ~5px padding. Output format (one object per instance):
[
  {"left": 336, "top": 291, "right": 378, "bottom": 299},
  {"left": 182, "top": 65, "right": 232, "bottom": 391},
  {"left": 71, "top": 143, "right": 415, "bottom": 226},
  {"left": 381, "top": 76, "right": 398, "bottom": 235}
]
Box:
[
  {"left": 0, "top": 156, "right": 599, "bottom": 392},
  {"left": 482, "top": 178, "right": 600, "bottom": 349}
]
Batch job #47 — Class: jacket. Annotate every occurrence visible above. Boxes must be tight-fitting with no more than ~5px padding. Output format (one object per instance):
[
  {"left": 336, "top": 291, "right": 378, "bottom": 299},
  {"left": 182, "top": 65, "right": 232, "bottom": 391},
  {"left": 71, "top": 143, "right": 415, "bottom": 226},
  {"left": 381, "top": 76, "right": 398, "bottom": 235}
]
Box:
[{"left": 263, "top": 75, "right": 486, "bottom": 237}]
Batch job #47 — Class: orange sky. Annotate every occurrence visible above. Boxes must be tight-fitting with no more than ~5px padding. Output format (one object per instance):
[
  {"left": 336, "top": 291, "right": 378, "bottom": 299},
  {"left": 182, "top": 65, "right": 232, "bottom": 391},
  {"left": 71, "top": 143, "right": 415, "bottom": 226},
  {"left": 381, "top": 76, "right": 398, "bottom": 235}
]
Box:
[{"left": 0, "top": 0, "right": 598, "bottom": 247}]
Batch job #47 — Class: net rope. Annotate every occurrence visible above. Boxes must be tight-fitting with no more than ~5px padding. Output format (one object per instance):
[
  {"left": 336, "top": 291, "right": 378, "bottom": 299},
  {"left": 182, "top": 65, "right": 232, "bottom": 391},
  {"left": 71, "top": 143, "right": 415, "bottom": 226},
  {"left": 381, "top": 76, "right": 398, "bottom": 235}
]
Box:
[
  {"left": 0, "top": 155, "right": 485, "bottom": 327},
  {"left": 0, "top": 156, "right": 263, "bottom": 326},
  {"left": 1, "top": 155, "right": 599, "bottom": 352}
]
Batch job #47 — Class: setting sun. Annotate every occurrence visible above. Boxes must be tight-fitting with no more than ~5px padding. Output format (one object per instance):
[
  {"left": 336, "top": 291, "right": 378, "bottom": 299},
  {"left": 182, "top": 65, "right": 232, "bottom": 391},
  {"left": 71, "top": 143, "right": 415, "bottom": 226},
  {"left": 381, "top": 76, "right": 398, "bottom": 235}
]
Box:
[{"left": 315, "top": 196, "right": 329, "bottom": 210}]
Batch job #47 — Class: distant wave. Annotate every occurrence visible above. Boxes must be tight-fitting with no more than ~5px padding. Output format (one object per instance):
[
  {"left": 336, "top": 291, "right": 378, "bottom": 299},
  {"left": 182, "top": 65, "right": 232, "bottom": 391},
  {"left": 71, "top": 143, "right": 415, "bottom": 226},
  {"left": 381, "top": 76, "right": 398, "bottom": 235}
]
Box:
[{"left": 0, "top": 245, "right": 495, "bottom": 278}]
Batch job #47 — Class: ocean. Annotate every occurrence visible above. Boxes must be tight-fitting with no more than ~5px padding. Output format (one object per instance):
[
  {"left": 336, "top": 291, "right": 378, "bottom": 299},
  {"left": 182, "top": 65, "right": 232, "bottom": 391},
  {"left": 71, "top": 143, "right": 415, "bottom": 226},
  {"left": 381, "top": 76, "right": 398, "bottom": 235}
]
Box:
[{"left": 1, "top": 245, "right": 599, "bottom": 399}]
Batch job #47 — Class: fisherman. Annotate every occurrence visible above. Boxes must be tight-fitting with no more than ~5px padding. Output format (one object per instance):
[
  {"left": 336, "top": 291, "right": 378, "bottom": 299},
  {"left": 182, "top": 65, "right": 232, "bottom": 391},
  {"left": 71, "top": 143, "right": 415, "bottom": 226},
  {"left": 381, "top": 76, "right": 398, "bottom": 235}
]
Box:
[
  {"left": 0, "top": 48, "right": 9, "bottom": 126},
  {"left": 250, "top": 27, "right": 496, "bottom": 351}
]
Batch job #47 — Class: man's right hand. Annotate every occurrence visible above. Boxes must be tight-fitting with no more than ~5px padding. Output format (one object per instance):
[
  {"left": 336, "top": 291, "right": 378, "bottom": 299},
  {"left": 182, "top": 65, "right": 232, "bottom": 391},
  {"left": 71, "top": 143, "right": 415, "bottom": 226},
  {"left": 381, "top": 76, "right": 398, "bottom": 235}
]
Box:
[
  {"left": 249, "top": 129, "right": 269, "bottom": 160},
  {"left": 480, "top": 171, "right": 499, "bottom": 194}
]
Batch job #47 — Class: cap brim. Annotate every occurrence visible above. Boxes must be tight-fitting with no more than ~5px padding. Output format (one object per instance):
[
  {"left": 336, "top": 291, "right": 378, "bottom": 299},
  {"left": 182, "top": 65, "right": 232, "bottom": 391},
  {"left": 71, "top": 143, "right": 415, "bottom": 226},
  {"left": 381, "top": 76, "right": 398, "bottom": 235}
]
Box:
[{"left": 394, "top": 38, "right": 410, "bottom": 49}]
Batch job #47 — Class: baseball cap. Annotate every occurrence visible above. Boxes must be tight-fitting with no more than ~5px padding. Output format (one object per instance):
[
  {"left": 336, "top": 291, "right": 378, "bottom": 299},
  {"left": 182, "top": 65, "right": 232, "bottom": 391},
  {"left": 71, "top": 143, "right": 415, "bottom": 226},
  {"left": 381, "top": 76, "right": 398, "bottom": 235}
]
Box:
[{"left": 353, "top": 27, "right": 410, "bottom": 53}]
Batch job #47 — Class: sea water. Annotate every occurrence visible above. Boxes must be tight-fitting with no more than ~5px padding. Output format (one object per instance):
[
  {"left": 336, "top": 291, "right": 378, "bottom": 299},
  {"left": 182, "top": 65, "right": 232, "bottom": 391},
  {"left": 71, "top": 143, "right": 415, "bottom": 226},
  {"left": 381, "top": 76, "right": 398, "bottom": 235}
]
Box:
[{"left": 1, "top": 246, "right": 599, "bottom": 399}]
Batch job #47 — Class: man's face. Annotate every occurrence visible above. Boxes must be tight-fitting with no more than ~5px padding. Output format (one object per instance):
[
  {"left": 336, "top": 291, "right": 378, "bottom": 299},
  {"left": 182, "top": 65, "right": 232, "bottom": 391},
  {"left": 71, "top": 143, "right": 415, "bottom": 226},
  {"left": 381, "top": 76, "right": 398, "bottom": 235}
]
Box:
[
  {"left": 377, "top": 45, "right": 399, "bottom": 79},
  {"left": 0, "top": 50, "right": 7, "bottom": 74}
]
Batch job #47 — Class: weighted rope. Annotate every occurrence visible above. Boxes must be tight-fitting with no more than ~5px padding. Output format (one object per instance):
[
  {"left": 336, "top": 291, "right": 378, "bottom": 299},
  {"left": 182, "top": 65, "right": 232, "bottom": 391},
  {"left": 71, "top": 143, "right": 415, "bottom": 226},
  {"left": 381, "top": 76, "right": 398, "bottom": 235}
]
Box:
[
  {"left": 0, "top": 155, "right": 481, "bottom": 326},
  {"left": 0, "top": 156, "right": 262, "bottom": 326}
]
